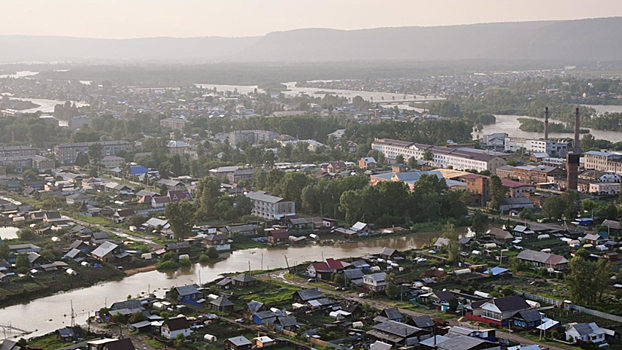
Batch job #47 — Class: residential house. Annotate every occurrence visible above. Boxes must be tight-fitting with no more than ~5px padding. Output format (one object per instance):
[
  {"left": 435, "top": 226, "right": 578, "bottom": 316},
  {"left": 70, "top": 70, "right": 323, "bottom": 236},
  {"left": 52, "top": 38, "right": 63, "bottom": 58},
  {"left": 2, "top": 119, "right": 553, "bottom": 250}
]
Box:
[
  {"left": 232, "top": 273, "right": 257, "bottom": 287},
  {"left": 408, "top": 316, "right": 435, "bottom": 333},
  {"left": 253, "top": 336, "right": 275, "bottom": 349},
  {"left": 381, "top": 307, "right": 403, "bottom": 322},
  {"left": 292, "top": 288, "right": 325, "bottom": 303},
  {"left": 343, "top": 268, "right": 365, "bottom": 287},
  {"left": 113, "top": 209, "right": 135, "bottom": 223},
  {"left": 224, "top": 336, "right": 252, "bottom": 350},
  {"left": 165, "top": 242, "right": 191, "bottom": 254},
  {"left": 216, "top": 277, "right": 232, "bottom": 290},
  {"left": 210, "top": 295, "right": 234, "bottom": 312},
  {"left": 565, "top": 323, "right": 606, "bottom": 344},
  {"left": 436, "top": 335, "right": 497, "bottom": 350},
  {"left": 380, "top": 247, "right": 398, "bottom": 259},
  {"left": 307, "top": 258, "right": 345, "bottom": 280},
  {"left": 363, "top": 272, "right": 387, "bottom": 292},
  {"left": 512, "top": 309, "right": 543, "bottom": 330},
  {"left": 367, "top": 320, "right": 428, "bottom": 347},
  {"left": 244, "top": 300, "right": 266, "bottom": 321},
  {"left": 252, "top": 310, "right": 278, "bottom": 325},
  {"left": 151, "top": 196, "right": 171, "bottom": 208},
  {"left": 91, "top": 241, "right": 121, "bottom": 263},
  {"left": 422, "top": 268, "right": 448, "bottom": 282},
  {"left": 359, "top": 157, "right": 377, "bottom": 170},
  {"left": 267, "top": 229, "right": 289, "bottom": 244},
  {"left": 171, "top": 284, "right": 201, "bottom": 304},
  {"left": 488, "top": 227, "right": 514, "bottom": 241},
  {"left": 167, "top": 190, "right": 193, "bottom": 202},
  {"left": 517, "top": 249, "right": 568, "bottom": 270},
  {"left": 204, "top": 234, "right": 230, "bottom": 251},
  {"left": 327, "top": 161, "right": 347, "bottom": 174},
  {"left": 66, "top": 193, "right": 90, "bottom": 205},
  {"left": 161, "top": 316, "right": 192, "bottom": 339},
  {"left": 470, "top": 296, "right": 531, "bottom": 325},
  {"left": 88, "top": 338, "right": 137, "bottom": 350},
  {"left": 275, "top": 316, "right": 298, "bottom": 331}
]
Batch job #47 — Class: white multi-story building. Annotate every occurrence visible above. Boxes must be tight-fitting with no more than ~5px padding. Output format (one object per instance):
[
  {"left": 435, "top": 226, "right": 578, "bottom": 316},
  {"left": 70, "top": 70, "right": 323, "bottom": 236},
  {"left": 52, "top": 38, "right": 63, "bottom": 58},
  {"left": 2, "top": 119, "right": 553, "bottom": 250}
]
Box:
[
  {"left": 589, "top": 182, "right": 620, "bottom": 195},
  {"left": 371, "top": 138, "right": 507, "bottom": 173},
  {"left": 245, "top": 191, "right": 295, "bottom": 220},
  {"left": 584, "top": 151, "right": 622, "bottom": 174},
  {"left": 504, "top": 137, "right": 570, "bottom": 157}
]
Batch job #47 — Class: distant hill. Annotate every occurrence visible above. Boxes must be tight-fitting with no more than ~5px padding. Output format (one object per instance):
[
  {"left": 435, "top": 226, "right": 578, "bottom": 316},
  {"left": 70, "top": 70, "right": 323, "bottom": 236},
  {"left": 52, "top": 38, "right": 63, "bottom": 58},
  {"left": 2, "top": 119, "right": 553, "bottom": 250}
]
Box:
[{"left": 2, "top": 17, "right": 622, "bottom": 63}]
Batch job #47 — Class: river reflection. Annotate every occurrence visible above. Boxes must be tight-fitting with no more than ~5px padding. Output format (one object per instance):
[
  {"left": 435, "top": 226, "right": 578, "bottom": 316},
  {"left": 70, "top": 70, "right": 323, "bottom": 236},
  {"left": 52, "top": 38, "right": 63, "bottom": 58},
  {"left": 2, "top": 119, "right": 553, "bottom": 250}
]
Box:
[{"left": 0, "top": 231, "right": 445, "bottom": 338}]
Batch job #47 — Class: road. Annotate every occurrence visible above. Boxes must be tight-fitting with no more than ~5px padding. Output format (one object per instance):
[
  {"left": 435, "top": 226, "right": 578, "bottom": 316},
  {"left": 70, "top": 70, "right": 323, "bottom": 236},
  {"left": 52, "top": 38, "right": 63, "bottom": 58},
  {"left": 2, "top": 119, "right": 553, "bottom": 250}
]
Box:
[
  {"left": 259, "top": 270, "right": 567, "bottom": 350},
  {"left": 70, "top": 216, "right": 160, "bottom": 248}
]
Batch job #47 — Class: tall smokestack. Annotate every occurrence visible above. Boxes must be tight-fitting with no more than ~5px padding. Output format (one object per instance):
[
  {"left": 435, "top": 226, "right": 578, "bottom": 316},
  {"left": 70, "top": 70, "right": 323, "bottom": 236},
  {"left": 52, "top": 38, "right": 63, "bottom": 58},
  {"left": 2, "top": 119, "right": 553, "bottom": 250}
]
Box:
[
  {"left": 574, "top": 107, "right": 581, "bottom": 153},
  {"left": 544, "top": 107, "right": 549, "bottom": 141}
]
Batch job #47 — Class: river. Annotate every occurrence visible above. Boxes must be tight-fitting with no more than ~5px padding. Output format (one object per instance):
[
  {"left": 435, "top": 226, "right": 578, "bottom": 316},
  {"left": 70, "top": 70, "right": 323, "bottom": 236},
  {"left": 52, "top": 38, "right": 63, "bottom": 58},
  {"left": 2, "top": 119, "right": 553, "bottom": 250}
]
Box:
[
  {"left": 0, "top": 227, "right": 18, "bottom": 240},
  {"left": 0, "top": 71, "right": 39, "bottom": 79},
  {"left": 195, "top": 82, "right": 442, "bottom": 103},
  {"left": 0, "top": 231, "right": 444, "bottom": 339},
  {"left": 477, "top": 114, "right": 622, "bottom": 143}
]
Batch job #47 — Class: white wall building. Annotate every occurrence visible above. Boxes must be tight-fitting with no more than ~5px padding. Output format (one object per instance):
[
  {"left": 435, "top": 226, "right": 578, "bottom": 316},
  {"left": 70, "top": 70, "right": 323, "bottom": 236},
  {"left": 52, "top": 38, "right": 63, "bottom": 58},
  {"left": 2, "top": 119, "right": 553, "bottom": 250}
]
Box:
[
  {"left": 245, "top": 191, "right": 295, "bottom": 220},
  {"left": 504, "top": 137, "right": 570, "bottom": 157},
  {"left": 371, "top": 138, "right": 507, "bottom": 173}
]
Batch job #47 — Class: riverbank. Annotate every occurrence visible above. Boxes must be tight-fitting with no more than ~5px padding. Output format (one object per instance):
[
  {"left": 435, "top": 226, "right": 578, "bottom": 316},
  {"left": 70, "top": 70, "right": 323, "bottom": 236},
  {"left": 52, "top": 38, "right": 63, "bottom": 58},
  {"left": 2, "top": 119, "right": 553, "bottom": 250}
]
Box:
[{"left": 0, "top": 263, "right": 124, "bottom": 308}]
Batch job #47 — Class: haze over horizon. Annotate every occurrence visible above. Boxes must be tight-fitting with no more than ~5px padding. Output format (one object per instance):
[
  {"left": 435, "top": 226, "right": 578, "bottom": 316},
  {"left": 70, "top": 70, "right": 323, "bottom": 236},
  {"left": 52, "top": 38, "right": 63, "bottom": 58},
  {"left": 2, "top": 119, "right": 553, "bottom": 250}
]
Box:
[{"left": 4, "top": 0, "right": 622, "bottom": 39}]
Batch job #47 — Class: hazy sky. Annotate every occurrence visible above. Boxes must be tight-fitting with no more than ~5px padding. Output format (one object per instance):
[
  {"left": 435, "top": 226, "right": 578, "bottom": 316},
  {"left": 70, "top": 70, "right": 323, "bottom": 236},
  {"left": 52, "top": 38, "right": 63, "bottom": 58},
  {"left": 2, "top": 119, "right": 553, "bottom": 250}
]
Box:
[{"left": 4, "top": 0, "right": 622, "bottom": 39}]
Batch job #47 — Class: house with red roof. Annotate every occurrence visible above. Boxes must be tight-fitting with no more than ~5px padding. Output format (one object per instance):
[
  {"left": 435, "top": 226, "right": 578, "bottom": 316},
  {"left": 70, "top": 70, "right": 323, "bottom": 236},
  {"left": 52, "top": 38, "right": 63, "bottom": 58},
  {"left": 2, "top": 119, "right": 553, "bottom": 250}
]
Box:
[
  {"left": 501, "top": 178, "right": 536, "bottom": 198},
  {"left": 267, "top": 229, "right": 289, "bottom": 244},
  {"left": 307, "top": 258, "right": 346, "bottom": 280}
]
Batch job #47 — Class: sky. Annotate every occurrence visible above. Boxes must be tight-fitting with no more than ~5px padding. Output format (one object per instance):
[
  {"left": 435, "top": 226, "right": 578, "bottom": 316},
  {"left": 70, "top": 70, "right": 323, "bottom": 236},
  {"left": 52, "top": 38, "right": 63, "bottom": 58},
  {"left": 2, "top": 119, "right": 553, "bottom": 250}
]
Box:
[{"left": 3, "top": 0, "right": 622, "bottom": 39}]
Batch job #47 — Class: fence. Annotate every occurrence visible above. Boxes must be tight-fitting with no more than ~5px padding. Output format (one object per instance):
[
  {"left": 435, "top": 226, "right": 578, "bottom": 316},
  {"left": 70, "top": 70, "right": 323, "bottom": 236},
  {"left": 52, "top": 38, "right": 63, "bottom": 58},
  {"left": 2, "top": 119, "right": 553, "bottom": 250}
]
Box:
[{"left": 516, "top": 291, "right": 622, "bottom": 323}]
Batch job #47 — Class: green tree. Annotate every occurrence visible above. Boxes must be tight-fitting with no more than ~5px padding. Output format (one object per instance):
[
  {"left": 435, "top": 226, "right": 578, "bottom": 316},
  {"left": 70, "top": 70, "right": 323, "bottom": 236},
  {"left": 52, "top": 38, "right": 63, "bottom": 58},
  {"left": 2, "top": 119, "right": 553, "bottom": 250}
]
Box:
[
  {"left": 165, "top": 199, "right": 196, "bottom": 240},
  {"left": 471, "top": 210, "right": 488, "bottom": 236},
  {"left": 262, "top": 150, "right": 276, "bottom": 168},
  {"left": 27, "top": 124, "right": 47, "bottom": 147},
  {"left": 560, "top": 190, "right": 580, "bottom": 220},
  {"left": 17, "top": 228, "right": 35, "bottom": 240},
  {"left": 444, "top": 223, "right": 460, "bottom": 264},
  {"left": 489, "top": 175, "right": 507, "bottom": 210},
  {"left": 174, "top": 334, "right": 185, "bottom": 348},
  {"left": 423, "top": 150, "right": 434, "bottom": 162},
  {"left": 385, "top": 273, "right": 398, "bottom": 299},
  {"left": 279, "top": 172, "right": 310, "bottom": 208},
  {"left": 332, "top": 272, "right": 345, "bottom": 286},
  {"left": 340, "top": 190, "right": 363, "bottom": 225},
  {"left": 0, "top": 243, "right": 9, "bottom": 259},
  {"left": 395, "top": 155, "right": 405, "bottom": 164},
  {"left": 567, "top": 255, "right": 614, "bottom": 305},
  {"left": 542, "top": 196, "right": 564, "bottom": 220},
  {"left": 407, "top": 157, "right": 418, "bottom": 169},
  {"left": 195, "top": 176, "right": 222, "bottom": 219},
  {"left": 128, "top": 214, "right": 147, "bottom": 227},
  {"left": 87, "top": 143, "right": 104, "bottom": 165},
  {"left": 207, "top": 247, "right": 219, "bottom": 259},
  {"left": 597, "top": 203, "right": 618, "bottom": 220},
  {"left": 15, "top": 254, "right": 31, "bottom": 272}
]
